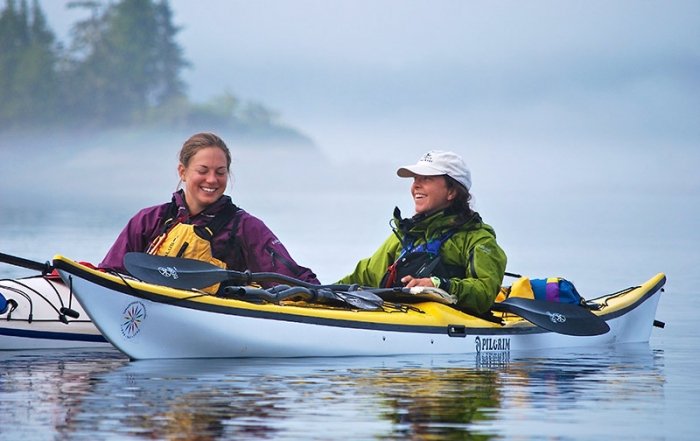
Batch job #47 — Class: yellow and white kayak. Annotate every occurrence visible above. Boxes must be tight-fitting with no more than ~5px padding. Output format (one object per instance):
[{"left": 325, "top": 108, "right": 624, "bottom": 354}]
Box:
[{"left": 52, "top": 255, "right": 666, "bottom": 360}]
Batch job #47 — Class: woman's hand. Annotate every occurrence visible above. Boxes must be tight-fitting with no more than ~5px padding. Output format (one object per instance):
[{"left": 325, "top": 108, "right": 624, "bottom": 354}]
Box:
[{"left": 400, "top": 275, "right": 435, "bottom": 288}]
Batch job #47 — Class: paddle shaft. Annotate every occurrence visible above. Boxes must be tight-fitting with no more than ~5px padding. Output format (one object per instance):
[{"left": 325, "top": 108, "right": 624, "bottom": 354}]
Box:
[{"left": 0, "top": 252, "right": 52, "bottom": 273}]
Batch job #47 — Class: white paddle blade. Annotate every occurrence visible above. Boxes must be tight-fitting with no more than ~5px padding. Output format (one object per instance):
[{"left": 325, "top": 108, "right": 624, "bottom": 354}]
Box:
[{"left": 406, "top": 286, "right": 458, "bottom": 304}]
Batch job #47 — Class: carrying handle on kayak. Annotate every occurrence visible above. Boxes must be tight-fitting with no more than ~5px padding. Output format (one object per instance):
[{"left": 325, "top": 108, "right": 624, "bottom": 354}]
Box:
[{"left": 0, "top": 252, "right": 53, "bottom": 274}]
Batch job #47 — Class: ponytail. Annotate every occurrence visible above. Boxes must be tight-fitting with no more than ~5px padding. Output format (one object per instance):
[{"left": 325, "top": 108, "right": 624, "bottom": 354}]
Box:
[{"left": 445, "top": 175, "right": 474, "bottom": 218}]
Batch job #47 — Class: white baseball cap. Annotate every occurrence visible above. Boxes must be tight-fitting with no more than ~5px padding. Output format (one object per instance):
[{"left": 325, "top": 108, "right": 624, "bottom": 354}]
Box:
[{"left": 397, "top": 150, "right": 472, "bottom": 190}]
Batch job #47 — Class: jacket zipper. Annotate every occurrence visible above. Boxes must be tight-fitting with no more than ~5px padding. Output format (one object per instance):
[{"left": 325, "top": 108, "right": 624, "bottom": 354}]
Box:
[{"left": 266, "top": 246, "right": 302, "bottom": 276}]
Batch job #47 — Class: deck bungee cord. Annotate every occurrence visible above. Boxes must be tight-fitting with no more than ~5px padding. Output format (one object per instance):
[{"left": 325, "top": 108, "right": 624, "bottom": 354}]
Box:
[{"left": 1, "top": 277, "right": 83, "bottom": 324}]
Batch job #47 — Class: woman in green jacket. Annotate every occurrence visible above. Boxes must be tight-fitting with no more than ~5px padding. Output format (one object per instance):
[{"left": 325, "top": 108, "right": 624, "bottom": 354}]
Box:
[{"left": 338, "top": 150, "right": 507, "bottom": 314}]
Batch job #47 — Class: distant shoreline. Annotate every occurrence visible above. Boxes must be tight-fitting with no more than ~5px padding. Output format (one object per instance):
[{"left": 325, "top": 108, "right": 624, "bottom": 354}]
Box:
[{"left": 0, "top": 126, "right": 317, "bottom": 153}]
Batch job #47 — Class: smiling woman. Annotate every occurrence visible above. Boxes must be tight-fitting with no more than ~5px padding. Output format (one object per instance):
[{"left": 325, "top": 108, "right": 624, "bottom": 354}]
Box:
[
  {"left": 176, "top": 134, "right": 231, "bottom": 215},
  {"left": 99, "top": 132, "right": 319, "bottom": 291},
  {"left": 338, "top": 150, "right": 507, "bottom": 314}
]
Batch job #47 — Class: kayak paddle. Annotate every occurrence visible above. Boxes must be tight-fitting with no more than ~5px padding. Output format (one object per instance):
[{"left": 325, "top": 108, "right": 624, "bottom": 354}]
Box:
[
  {"left": 123, "top": 252, "right": 384, "bottom": 309},
  {"left": 491, "top": 296, "right": 610, "bottom": 336},
  {"left": 126, "top": 252, "right": 358, "bottom": 290},
  {"left": 0, "top": 252, "right": 53, "bottom": 274}
]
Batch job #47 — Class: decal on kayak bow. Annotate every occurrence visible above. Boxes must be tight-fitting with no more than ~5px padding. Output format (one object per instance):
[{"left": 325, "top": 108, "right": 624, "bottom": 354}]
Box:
[{"left": 121, "top": 301, "right": 147, "bottom": 339}]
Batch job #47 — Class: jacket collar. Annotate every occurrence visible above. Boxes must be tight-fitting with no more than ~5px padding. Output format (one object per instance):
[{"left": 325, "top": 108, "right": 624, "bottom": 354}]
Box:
[
  {"left": 393, "top": 206, "right": 481, "bottom": 233},
  {"left": 172, "top": 190, "right": 234, "bottom": 221}
]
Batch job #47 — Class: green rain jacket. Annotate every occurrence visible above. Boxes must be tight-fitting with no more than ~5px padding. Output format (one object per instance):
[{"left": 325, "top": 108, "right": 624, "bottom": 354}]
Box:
[{"left": 338, "top": 208, "right": 507, "bottom": 314}]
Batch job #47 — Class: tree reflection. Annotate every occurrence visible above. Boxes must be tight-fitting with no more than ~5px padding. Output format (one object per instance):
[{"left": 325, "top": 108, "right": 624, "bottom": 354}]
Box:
[{"left": 345, "top": 366, "right": 500, "bottom": 441}]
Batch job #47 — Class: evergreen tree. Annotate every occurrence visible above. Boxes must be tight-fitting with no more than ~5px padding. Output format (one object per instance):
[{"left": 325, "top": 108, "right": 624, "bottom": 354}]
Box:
[
  {"left": 0, "top": 0, "right": 302, "bottom": 142},
  {"left": 0, "top": 0, "right": 58, "bottom": 128},
  {"left": 0, "top": 0, "right": 28, "bottom": 125},
  {"left": 19, "top": 0, "right": 59, "bottom": 123},
  {"left": 66, "top": 0, "right": 188, "bottom": 125},
  {"left": 152, "top": 0, "right": 188, "bottom": 105}
]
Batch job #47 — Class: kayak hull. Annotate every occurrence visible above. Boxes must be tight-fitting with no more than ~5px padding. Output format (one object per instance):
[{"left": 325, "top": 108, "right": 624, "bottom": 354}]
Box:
[
  {"left": 53, "top": 256, "right": 665, "bottom": 360},
  {"left": 0, "top": 275, "right": 107, "bottom": 350}
]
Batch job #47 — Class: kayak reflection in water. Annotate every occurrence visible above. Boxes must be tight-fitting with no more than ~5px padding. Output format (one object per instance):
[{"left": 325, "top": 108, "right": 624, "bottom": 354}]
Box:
[
  {"left": 100, "top": 132, "right": 319, "bottom": 290},
  {"left": 338, "top": 150, "right": 507, "bottom": 314}
]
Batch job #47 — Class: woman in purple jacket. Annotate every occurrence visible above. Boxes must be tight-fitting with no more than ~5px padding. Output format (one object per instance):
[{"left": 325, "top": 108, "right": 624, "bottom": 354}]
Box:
[{"left": 100, "top": 132, "right": 319, "bottom": 288}]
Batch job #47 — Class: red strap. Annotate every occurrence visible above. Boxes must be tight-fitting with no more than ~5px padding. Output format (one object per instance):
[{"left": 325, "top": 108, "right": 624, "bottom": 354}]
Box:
[
  {"left": 384, "top": 262, "right": 398, "bottom": 288},
  {"left": 45, "top": 261, "right": 100, "bottom": 280}
]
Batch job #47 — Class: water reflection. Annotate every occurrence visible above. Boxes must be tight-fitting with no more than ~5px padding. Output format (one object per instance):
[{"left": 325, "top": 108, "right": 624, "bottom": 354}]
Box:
[
  {"left": 73, "top": 357, "right": 503, "bottom": 440},
  {"left": 0, "top": 345, "right": 665, "bottom": 440},
  {"left": 0, "top": 348, "right": 127, "bottom": 440},
  {"left": 474, "top": 345, "right": 666, "bottom": 439},
  {"left": 355, "top": 367, "right": 500, "bottom": 440},
  {"left": 501, "top": 344, "right": 664, "bottom": 405}
]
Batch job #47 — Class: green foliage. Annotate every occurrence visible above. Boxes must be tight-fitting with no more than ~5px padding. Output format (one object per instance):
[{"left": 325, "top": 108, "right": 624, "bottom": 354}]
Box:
[
  {"left": 0, "top": 0, "right": 59, "bottom": 125},
  {"left": 0, "top": 0, "right": 309, "bottom": 144},
  {"left": 63, "top": 0, "right": 188, "bottom": 125}
]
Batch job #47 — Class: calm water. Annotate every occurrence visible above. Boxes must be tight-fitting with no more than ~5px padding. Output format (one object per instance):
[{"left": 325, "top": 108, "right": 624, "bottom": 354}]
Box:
[
  {"left": 0, "top": 344, "right": 683, "bottom": 440},
  {"left": 1, "top": 147, "right": 698, "bottom": 440}
]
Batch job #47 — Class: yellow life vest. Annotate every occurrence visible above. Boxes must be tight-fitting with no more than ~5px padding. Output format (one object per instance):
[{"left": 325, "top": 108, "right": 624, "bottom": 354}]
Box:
[
  {"left": 147, "top": 203, "right": 239, "bottom": 294},
  {"left": 147, "top": 223, "right": 225, "bottom": 294}
]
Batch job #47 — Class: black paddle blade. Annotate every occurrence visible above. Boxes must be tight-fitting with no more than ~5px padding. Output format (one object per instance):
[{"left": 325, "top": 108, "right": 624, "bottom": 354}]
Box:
[
  {"left": 335, "top": 291, "right": 383, "bottom": 310},
  {"left": 311, "top": 288, "right": 383, "bottom": 310},
  {"left": 493, "top": 297, "right": 610, "bottom": 336},
  {"left": 124, "top": 252, "right": 237, "bottom": 290}
]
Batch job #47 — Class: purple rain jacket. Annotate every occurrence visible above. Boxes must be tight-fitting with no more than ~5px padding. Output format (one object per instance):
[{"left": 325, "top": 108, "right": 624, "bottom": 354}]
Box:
[{"left": 100, "top": 191, "right": 319, "bottom": 286}]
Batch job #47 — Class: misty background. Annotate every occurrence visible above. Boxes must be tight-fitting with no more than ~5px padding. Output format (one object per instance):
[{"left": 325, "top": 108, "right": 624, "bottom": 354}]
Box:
[{"left": 1, "top": 0, "right": 698, "bottom": 291}]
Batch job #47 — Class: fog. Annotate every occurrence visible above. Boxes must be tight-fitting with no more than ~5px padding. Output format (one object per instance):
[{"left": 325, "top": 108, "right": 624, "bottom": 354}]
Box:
[
  {"left": 1, "top": 1, "right": 698, "bottom": 288},
  {"left": 35, "top": 1, "right": 699, "bottom": 161}
]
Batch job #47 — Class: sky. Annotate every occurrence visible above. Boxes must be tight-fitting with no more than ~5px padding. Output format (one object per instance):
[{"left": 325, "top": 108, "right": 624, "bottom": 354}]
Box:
[{"left": 37, "top": 0, "right": 699, "bottom": 163}]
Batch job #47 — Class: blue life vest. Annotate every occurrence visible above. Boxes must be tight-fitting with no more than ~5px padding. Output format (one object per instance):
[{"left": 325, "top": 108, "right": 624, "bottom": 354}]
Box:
[{"left": 381, "top": 229, "right": 461, "bottom": 288}]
